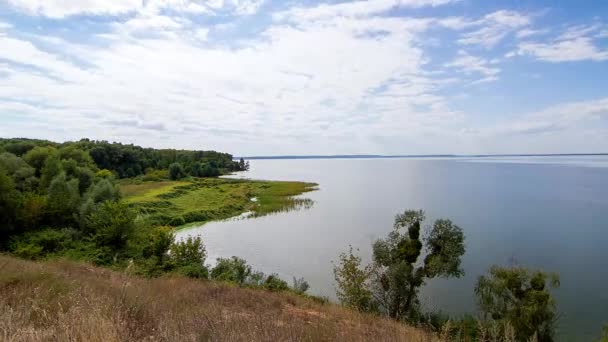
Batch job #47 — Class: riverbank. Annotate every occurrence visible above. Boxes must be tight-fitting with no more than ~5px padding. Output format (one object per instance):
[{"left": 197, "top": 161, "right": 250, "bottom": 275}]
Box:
[
  {"left": 0, "top": 255, "right": 436, "bottom": 342},
  {"left": 119, "top": 177, "right": 317, "bottom": 227}
]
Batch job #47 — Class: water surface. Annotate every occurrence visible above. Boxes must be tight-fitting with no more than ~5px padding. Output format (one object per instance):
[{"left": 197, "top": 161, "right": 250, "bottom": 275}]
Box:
[{"left": 177, "top": 157, "right": 608, "bottom": 340}]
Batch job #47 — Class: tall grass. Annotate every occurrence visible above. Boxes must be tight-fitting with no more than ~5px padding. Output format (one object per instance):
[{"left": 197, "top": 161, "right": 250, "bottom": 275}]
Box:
[{"left": 0, "top": 255, "right": 435, "bottom": 342}]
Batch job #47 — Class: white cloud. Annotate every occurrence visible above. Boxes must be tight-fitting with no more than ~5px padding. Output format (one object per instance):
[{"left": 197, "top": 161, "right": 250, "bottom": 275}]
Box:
[
  {"left": 0, "top": 3, "right": 466, "bottom": 154},
  {"left": 516, "top": 38, "right": 608, "bottom": 62},
  {"left": 458, "top": 10, "right": 530, "bottom": 48},
  {"left": 0, "top": 2, "right": 606, "bottom": 154},
  {"left": 515, "top": 28, "right": 546, "bottom": 38},
  {"left": 5, "top": 0, "right": 142, "bottom": 18},
  {"left": 446, "top": 50, "right": 500, "bottom": 80},
  {"left": 4, "top": 0, "right": 264, "bottom": 18},
  {"left": 513, "top": 24, "right": 608, "bottom": 62},
  {"left": 275, "top": 0, "right": 458, "bottom": 22}
]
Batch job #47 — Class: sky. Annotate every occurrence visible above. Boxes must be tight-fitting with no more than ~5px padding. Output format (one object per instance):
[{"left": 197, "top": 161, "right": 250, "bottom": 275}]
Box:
[{"left": 1, "top": 0, "right": 608, "bottom": 155}]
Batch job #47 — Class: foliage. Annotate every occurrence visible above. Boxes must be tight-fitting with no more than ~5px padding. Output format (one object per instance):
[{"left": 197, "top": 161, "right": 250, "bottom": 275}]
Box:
[
  {"left": 475, "top": 265, "right": 560, "bottom": 341},
  {"left": 600, "top": 324, "right": 608, "bottom": 342},
  {"left": 371, "top": 210, "right": 465, "bottom": 321},
  {"left": 9, "top": 228, "right": 79, "bottom": 259},
  {"left": 169, "top": 236, "right": 208, "bottom": 278},
  {"left": 0, "top": 168, "right": 21, "bottom": 244},
  {"left": 263, "top": 274, "right": 289, "bottom": 291},
  {"left": 292, "top": 277, "right": 310, "bottom": 295},
  {"left": 168, "top": 162, "right": 186, "bottom": 180},
  {"left": 23, "top": 146, "right": 57, "bottom": 176},
  {"left": 333, "top": 246, "right": 375, "bottom": 312},
  {"left": 86, "top": 201, "right": 137, "bottom": 254},
  {"left": 47, "top": 173, "right": 80, "bottom": 225},
  {"left": 211, "top": 256, "right": 254, "bottom": 285},
  {"left": 334, "top": 210, "right": 465, "bottom": 323},
  {"left": 40, "top": 154, "right": 63, "bottom": 191}
]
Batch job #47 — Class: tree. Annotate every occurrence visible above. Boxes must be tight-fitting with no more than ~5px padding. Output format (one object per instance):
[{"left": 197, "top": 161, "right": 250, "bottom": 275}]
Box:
[
  {"left": 333, "top": 246, "right": 375, "bottom": 312},
  {"left": 170, "top": 236, "right": 208, "bottom": 278},
  {"left": 46, "top": 173, "right": 80, "bottom": 225},
  {"left": 23, "top": 146, "right": 57, "bottom": 176},
  {"left": 168, "top": 162, "right": 186, "bottom": 180},
  {"left": 475, "top": 265, "right": 560, "bottom": 341},
  {"left": 87, "top": 201, "right": 136, "bottom": 252},
  {"left": 190, "top": 162, "right": 203, "bottom": 177},
  {"left": 239, "top": 158, "right": 246, "bottom": 171},
  {"left": 211, "top": 256, "right": 252, "bottom": 285},
  {"left": 334, "top": 210, "right": 465, "bottom": 323},
  {"left": 0, "top": 168, "right": 21, "bottom": 243},
  {"left": 40, "top": 154, "right": 63, "bottom": 191}
]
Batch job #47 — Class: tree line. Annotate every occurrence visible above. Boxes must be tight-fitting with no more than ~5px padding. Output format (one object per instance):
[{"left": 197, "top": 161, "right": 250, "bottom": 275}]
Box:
[{"left": 0, "top": 138, "right": 249, "bottom": 179}]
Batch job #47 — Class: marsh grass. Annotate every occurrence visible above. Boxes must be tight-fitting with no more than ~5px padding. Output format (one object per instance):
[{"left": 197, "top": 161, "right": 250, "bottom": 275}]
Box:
[
  {"left": 119, "top": 178, "right": 317, "bottom": 227},
  {"left": 0, "top": 255, "right": 436, "bottom": 342}
]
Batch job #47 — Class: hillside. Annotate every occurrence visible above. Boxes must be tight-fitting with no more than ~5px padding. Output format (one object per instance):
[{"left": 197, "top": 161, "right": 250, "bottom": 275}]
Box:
[{"left": 0, "top": 255, "right": 436, "bottom": 342}]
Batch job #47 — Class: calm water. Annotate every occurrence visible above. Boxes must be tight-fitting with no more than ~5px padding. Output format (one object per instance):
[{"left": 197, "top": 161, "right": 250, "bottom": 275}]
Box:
[{"left": 176, "top": 157, "right": 608, "bottom": 340}]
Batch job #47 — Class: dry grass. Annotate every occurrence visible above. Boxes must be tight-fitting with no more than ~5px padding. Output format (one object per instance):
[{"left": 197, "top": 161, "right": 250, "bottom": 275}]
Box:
[{"left": 0, "top": 255, "right": 437, "bottom": 342}]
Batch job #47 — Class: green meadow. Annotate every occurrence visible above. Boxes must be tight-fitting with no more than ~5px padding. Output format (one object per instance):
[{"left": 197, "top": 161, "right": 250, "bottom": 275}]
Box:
[{"left": 120, "top": 178, "right": 317, "bottom": 228}]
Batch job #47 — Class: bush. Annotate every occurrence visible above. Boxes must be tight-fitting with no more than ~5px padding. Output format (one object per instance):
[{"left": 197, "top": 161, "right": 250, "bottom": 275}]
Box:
[
  {"left": 292, "top": 277, "right": 310, "bottom": 294},
  {"left": 211, "top": 256, "right": 252, "bottom": 285},
  {"left": 86, "top": 201, "right": 136, "bottom": 252},
  {"left": 263, "top": 274, "right": 289, "bottom": 291},
  {"left": 10, "top": 228, "right": 79, "bottom": 259},
  {"left": 175, "top": 264, "right": 209, "bottom": 279},
  {"left": 142, "top": 169, "right": 169, "bottom": 181},
  {"left": 169, "top": 163, "right": 186, "bottom": 180},
  {"left": 168, "top": 216, "right": 186, "bottom": 227},
  {"left": 169, "top": 237, "right": 208, "bottom": 278}
]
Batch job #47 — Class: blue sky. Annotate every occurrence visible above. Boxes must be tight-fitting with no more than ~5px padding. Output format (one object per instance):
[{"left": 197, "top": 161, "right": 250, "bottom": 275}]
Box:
[{"left": 1, "top": 0, "right": 607, "bottom": 155}]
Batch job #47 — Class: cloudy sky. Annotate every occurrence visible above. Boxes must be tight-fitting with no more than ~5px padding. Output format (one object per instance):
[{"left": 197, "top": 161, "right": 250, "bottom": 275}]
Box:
[{"left": 1, "top": 0, "right": 607, "bottom": 155}]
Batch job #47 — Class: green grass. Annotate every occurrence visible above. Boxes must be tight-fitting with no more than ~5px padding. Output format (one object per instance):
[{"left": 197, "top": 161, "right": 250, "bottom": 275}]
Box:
[{"left": 119, "top": 178, "right": 317, "bottom": 227}]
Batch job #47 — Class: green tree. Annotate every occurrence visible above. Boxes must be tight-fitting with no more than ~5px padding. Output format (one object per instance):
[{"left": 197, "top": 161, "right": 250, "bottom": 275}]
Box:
[
  {"left": 371, "top": 210, "right": 464, "bottom": 321},
  {"left": 335, "top": 210, "right": 465, "bottom": 322},
  {"left": 18, "top": 193, "right": 47, "bottom": 230},
  {"left": 211, "top": 256, "right": 253, "bottom": 285},
  {"left": 46, "top": 173, "right": 80, "bottom": 225},
  {"left": 475, "top": 265, "right": 560, "bottom": 341},
  {"left": 23, "top": 146, "right": 57, "bottom": 176},
  {"left": 0, "top": 168, "right": 21, "bottom": 243},
  {"left": 168, "top": 162, "right": 186, "bottom": 180},
  {"left": 87, "top": 200, "right": 136, "bottom": 252},
  {"left": 170, "top": 236, "right": 208, "bottom": 278},
  {"left": 333, "top": 246, "right": 375, "bottom": 312},
  {"left": 40, "top": 154, "right": 63, "bottom": 191},
  {"left": 95, "top": 169, "right": 114, "bottom": 179}
]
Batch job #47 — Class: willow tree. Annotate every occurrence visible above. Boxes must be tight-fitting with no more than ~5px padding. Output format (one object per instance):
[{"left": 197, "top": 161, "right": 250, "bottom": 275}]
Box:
[{"left": 334, "top": 209, "right": 466, "bottom": 323}]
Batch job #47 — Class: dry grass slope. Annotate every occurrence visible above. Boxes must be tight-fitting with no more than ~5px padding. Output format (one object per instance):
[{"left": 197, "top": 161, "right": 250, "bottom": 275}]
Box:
[{"left": 0, "top": 255, "right": 437, "bottom": 342}]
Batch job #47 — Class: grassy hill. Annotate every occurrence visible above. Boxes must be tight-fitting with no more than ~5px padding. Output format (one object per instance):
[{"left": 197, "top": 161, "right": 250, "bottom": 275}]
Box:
[{"left": 0, "top": 255, "right": 437, "bottom": 342}]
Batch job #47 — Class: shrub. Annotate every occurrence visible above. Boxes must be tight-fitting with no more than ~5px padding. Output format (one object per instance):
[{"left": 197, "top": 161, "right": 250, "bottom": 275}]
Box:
[
  {"left": 168, "top": 163, "right": 186, "bottom": 180},
  {"left": 142, "top": 169, "right": 169, "bottom": 181},
  {"left": 292, "top": 277, "right": 310, "bottom": 294},
  {"left": 10, "top": 228, "right": 79, "bottom": 259},
  {"left": 211, "top": 256, "right": 252, "bottom": 285},
  {"left": 263, "top": 274, "right": 289, "bottom": 292},
  {"left": 86, "top": 201, "right": 137, "bottom": 252},
  {"left": 169, "top": 237, "right": 208, "bottom": 278},
  {"left": 475, "top": 265, "right": 560, "bottom": 341}
]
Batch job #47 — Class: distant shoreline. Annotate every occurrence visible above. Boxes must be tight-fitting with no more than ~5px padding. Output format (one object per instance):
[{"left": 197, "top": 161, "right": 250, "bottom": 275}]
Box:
[{"left": 239, "top": 153, "right": 608, "bottom": 160}]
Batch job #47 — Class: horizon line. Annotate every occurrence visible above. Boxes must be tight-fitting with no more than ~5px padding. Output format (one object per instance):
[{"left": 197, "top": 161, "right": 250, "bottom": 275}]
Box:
[{"left": 238, "top": 153, "right": 608, "bottom": 160}]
